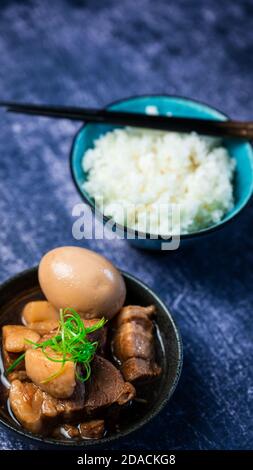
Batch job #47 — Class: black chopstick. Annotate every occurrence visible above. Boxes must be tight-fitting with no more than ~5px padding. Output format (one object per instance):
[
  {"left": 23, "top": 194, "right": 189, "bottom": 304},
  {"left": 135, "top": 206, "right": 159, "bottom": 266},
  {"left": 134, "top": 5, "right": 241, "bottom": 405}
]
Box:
[{"left": 0, "top": 101, "right": 252, "bottom": 139}]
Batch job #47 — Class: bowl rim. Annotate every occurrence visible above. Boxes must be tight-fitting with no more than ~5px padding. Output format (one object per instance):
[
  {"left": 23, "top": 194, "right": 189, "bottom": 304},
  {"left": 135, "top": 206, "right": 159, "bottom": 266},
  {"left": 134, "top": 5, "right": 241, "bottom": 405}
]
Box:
[
  {"left": 0, "top": 266, "right": 183, "bottom": 447},
  {"left": 69, "top": 94, "right": 253, "bottom": 241}
]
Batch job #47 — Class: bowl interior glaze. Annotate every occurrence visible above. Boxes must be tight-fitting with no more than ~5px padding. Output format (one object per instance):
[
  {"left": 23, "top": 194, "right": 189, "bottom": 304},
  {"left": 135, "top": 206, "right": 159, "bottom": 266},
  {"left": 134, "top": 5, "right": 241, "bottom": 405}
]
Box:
[{"left": 0, "top": 267, "right": 182, "bottom": 447}]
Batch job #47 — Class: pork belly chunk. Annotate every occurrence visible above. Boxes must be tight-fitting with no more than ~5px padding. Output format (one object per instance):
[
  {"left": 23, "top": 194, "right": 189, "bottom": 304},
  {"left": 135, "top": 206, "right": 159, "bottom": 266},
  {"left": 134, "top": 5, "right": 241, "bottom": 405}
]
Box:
[
  {"left": 114, "top": 305, "right": 155, "bottom": 328},
  {"left": 112, "top": 305, "right": 161, "bottom": 383},
  {"left": 2, "top": 325, "right": 40, "bottom": 379},
  {"left": 9, "top": 380, "right": 45, "bottom": 433},
  {"left": 79, "top": 419, "right": 105, "bottom": 439},
  {"left": 121, "top": 357, "right": 161, "bottom": 382},
  {"left": 3, "top": 325, "right": 40, "bottom": 353},
  {"left": 9, "top": 379, "right": 85, "bottom": 433},
  {"left": 113, "top": 322, "right": 153, "bottom": 362}
]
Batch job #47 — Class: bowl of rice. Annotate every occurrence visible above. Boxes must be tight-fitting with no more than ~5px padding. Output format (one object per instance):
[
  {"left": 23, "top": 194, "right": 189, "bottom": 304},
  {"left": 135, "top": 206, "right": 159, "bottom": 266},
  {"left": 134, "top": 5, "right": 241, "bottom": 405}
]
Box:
[{"left": 70, "top": 96, "right": 253, "bottom": 250}]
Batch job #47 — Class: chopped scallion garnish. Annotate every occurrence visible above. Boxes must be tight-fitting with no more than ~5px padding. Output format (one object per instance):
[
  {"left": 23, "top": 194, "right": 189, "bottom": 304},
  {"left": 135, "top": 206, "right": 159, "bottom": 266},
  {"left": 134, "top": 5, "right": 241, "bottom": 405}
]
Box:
[{"left": 6, "top": 308, "right": 106, "bottom": 383}]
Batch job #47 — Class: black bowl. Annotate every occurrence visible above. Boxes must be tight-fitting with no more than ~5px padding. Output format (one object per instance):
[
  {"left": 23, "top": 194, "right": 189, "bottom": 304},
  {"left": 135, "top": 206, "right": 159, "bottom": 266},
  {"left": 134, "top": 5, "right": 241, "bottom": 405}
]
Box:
[{"left": 0, "top": 267, "right": 183, "bottom": 446}]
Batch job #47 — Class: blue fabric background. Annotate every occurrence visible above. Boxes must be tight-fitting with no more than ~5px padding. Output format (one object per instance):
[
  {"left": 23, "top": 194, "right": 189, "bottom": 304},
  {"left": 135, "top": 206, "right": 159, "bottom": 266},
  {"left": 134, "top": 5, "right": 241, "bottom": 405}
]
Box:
[{"left": 0, "top": 0, "right": 252, "bottom": 450}]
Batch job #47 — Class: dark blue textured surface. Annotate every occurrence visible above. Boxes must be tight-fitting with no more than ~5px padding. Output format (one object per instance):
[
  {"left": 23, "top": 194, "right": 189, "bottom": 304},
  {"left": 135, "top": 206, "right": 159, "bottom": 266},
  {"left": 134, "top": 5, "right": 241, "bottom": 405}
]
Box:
[{"left": 0, "top": 0, "right": 252, "bottom": 450}]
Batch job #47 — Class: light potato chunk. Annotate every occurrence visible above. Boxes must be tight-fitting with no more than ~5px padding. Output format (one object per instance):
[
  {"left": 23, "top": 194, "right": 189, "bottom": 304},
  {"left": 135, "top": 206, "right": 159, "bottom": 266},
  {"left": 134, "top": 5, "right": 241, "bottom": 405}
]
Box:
[
  {"left": 22, "top": 301, "right": 59, "bottom": 324},
  {"left": 25, "top": 348, "right": 76, "bottom": 399},
  {"left": 3, "top": 325, "right": 40, "bottom": 353}
]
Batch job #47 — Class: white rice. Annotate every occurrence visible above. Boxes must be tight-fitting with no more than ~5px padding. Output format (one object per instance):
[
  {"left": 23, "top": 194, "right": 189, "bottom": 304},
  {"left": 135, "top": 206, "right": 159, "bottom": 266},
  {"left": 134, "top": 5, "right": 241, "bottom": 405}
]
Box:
[{"left": 82, "top": 128, "right": 235, "bottom": 235}]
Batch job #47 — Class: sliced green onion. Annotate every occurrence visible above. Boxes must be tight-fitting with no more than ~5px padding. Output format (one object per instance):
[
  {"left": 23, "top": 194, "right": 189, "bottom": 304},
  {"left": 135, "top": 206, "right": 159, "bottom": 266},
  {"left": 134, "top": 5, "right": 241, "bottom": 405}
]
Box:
[
  {"left": 6, "top": 308, "right": 106, "bottom": 383},
  {"left": 6, "top": 352, "right": 26, "bottom": 374}
]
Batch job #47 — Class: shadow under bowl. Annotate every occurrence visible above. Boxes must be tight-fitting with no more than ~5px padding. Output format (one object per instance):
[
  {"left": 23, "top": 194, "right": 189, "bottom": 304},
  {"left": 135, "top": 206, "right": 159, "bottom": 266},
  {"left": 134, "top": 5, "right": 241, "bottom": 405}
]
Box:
[
  {"left": 70, "top": 95, "right": 253, "bottom": 250},
  {"left": 0, "top": 267, "right": 182, "bottom": 447}
]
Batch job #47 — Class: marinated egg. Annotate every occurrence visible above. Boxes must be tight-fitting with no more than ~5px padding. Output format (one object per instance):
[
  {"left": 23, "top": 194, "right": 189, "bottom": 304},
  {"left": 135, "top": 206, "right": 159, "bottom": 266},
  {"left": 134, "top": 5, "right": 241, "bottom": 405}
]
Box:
[{"left": 38, "top": 246, "right": 126, "bottom": 319}]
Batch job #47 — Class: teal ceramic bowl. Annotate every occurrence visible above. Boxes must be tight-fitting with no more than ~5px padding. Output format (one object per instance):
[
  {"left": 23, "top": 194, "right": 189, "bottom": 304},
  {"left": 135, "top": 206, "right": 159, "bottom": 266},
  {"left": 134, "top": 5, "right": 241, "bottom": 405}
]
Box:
[{"left": 70, "top": 95, "right": 253, "bottom": 250}]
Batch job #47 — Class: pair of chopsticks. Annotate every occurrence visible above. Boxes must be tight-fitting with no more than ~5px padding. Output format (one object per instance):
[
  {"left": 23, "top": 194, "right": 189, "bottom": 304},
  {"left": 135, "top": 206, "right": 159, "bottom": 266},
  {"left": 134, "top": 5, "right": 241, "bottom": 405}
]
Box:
[{"left": 0, "top": 101, "right": 252, "bottom": 139}]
